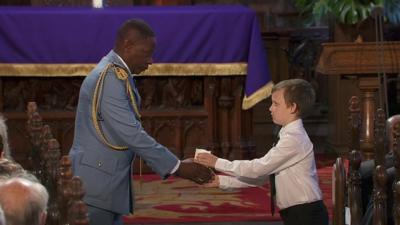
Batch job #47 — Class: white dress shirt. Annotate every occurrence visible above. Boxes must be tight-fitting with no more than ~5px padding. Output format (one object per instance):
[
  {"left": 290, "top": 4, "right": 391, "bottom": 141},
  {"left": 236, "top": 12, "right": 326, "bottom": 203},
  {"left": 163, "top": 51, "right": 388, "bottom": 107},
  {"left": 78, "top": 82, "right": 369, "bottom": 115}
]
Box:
[{"left": 216, "top": 119, "right": 322, "bottom": 209}]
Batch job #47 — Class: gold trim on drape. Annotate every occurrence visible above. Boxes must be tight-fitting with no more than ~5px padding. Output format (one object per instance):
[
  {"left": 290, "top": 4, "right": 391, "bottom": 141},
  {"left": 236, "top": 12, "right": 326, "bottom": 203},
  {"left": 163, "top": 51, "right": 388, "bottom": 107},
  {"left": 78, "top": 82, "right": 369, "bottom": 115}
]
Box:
[
  {"left": 0, "top": 63, "right": 95, "bottom": 77},
  {"left": 0, "top": 63, "right": 247, "bottom": 77},
  {"left": 242, "top": 81, "right": 274, "bottom": 110},
  {"left": 141, "top": 63, "right": 247, "bottom": 76}
]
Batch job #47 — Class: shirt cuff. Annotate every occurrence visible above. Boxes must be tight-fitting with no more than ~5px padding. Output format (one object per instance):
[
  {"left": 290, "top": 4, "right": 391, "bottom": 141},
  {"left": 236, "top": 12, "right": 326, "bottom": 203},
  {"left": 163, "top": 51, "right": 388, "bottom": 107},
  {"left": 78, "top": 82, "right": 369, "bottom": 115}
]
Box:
[
  {"left": 170, "top": 160, "right": 181, "bottom": 174},
  {"left": 218, "top": 175, "right": 231, "bottom": 189}
]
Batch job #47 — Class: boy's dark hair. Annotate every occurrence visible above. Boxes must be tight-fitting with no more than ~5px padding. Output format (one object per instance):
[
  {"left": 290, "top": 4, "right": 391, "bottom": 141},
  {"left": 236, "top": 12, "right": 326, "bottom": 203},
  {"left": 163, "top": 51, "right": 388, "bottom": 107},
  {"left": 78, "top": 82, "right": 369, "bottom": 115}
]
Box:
[{"left": 272, "top": 79, "right": 315, "bottom": 117}]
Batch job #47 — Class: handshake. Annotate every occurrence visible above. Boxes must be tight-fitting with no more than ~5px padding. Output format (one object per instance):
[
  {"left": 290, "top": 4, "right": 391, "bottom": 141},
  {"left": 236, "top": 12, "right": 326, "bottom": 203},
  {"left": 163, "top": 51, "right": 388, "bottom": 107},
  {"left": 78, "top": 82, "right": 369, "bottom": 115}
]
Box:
[{"left": 174, "top": 149, "right": 215, "bottom": 185}]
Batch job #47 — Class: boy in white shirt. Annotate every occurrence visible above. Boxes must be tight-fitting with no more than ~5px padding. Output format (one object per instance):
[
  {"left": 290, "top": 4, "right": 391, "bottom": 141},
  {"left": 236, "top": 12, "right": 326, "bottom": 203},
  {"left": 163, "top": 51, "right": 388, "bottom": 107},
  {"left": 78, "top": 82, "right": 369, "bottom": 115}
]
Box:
[{"left": 195, "top": 79, "right": 329, "bottom": 225}]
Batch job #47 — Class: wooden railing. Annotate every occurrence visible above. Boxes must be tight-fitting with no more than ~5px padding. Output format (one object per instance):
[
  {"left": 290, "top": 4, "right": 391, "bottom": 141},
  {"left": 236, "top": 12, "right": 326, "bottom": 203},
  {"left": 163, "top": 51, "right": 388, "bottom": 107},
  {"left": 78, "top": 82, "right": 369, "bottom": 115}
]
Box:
[
  {"left": 332, "top": 96, "right": 400, "bottom": 225},
  {"left": 26, "top": 101, "right": 89, "bottom": 225}
]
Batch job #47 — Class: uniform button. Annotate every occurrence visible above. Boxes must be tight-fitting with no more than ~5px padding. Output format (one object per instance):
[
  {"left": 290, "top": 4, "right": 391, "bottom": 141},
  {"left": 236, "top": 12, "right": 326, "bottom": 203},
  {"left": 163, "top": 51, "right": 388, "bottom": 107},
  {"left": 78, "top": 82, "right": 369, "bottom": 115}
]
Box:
[{"left": 98, "top": 161, "right": 102, "bottom": 167}]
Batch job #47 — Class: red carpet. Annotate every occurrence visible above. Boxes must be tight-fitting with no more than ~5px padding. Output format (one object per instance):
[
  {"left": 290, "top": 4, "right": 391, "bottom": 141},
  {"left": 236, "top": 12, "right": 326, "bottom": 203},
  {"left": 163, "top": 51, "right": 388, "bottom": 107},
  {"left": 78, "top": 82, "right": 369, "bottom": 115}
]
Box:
[{"left": 123, "top": 166, "right": 333, "bottom": 224}]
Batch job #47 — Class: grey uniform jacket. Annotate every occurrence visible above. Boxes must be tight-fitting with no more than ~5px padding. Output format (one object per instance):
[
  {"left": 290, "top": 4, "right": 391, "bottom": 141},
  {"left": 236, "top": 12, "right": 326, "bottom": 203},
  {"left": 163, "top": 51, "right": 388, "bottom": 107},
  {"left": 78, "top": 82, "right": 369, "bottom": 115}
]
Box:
[{"left": 69, "top": 50, "right": 179, "bottom": 214}]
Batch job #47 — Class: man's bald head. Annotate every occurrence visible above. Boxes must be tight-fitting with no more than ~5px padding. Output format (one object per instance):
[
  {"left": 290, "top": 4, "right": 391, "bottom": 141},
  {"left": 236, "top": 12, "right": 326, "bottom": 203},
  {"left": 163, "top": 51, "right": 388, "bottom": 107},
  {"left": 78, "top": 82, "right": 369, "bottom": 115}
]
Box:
[{"left": 0, "top": 177, "right": 48, "bottom": 225}]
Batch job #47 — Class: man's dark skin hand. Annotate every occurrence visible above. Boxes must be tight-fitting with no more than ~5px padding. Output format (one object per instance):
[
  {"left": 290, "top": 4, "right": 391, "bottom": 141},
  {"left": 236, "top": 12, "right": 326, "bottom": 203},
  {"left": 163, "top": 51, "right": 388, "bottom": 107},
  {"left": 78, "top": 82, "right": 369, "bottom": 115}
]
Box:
[{"left": 174, "top": 159, "right": 214, "bottom": 184}]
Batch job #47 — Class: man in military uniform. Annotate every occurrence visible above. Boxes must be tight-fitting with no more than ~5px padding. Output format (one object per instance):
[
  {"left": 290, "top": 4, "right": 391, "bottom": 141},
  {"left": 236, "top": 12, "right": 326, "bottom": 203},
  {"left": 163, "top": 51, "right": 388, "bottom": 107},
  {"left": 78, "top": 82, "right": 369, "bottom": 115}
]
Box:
[{"left": 69, "top": 19, "right": 213, "bottom": 225}]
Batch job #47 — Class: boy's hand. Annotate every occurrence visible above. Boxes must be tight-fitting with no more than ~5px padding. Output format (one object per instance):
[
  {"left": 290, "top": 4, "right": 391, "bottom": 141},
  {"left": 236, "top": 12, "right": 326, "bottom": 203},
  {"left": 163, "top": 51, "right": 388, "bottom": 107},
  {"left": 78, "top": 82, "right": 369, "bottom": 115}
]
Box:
[{"left": 194, "top": 152, "right": 218, "bottom": 168}]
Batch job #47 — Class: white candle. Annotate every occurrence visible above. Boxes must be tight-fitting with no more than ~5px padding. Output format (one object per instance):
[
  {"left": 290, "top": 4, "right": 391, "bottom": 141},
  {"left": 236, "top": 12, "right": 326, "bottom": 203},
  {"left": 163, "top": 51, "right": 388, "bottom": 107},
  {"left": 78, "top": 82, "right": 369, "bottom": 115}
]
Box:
[{"left": 92, "top": 0, "right": 103, "bottom": 8}]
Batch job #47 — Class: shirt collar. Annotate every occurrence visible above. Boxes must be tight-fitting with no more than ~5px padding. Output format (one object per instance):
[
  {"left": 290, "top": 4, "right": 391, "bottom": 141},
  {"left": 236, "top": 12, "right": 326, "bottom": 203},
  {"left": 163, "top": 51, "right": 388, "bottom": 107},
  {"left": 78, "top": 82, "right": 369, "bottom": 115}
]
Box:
[
  {"left": 278, "top": 119, "right": 303, "bottom": 138},
  {"left": 113, "top": 50, "right": 133, "bottom": 75}
]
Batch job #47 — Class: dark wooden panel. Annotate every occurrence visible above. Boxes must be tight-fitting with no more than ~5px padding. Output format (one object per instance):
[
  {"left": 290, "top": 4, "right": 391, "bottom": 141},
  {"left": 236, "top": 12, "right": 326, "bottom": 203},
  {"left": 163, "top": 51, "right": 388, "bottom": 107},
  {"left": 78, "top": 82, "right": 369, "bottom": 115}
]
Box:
[{"left": 1, "top": 76, "right": 254, "bottom": 173}]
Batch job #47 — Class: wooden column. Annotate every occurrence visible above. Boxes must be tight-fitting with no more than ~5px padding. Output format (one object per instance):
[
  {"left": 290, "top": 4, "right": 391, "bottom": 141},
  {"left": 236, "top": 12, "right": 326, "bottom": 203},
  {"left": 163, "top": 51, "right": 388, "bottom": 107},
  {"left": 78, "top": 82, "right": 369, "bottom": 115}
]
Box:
[
  {"left": 359, "top": 77, "right": 379, "bottom": 159},
  {"left": 218, "top": 77, "right": 234, "bottom": 159},
  {"left": 204, "top": 77, "right": 220, "bottom": 154},
  {"left": 231, "top": 76, "right": 256, "bottom": 160}
]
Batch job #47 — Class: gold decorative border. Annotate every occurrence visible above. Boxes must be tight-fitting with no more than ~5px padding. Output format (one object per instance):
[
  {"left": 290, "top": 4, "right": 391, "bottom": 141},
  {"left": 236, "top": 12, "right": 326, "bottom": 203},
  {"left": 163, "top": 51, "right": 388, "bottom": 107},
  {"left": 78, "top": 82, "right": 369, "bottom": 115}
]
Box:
[
  {"left": 242, "top": 81, "right": 274, "bottom": 110},
  {"left": 0, "top": 63, "right": 247, "bottom": 77},
  {"left": 0, "top": 63, "right": 94, "bottom": 77}
]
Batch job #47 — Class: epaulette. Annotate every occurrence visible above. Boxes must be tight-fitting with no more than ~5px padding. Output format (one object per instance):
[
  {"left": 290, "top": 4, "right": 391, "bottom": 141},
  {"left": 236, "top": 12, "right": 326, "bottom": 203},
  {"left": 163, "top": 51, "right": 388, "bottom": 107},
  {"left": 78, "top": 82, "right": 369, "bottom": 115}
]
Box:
[{"left": 114, "top": 65, "right": 129, "bottom": 80}]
